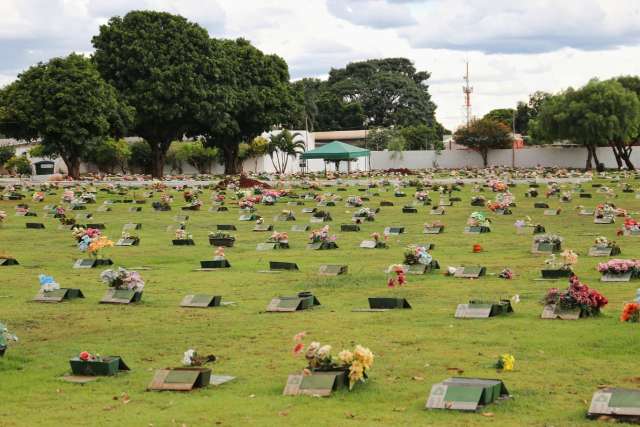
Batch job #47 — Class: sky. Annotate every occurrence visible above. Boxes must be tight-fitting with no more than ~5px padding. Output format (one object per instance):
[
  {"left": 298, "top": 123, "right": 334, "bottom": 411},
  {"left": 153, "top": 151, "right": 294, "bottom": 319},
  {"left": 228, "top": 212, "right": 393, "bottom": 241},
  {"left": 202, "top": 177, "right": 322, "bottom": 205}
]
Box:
[{"left": 1, "top": 0, "right": 640, "bottom": 130}]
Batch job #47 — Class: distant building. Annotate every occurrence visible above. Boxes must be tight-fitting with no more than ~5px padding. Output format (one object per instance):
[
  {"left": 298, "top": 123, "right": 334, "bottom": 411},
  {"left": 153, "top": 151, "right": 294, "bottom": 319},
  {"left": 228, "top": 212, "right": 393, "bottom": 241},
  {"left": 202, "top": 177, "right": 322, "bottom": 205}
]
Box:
[{"left": 313, "top": 130, "right": 368, "bottom": 148}]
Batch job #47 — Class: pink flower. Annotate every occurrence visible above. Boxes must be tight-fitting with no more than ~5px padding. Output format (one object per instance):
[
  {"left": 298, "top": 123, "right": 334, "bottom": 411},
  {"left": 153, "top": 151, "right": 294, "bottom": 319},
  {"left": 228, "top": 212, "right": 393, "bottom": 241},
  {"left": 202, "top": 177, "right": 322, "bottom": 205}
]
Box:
[{"left": 293, "top": 331, "right": 306, "bottom": 341}]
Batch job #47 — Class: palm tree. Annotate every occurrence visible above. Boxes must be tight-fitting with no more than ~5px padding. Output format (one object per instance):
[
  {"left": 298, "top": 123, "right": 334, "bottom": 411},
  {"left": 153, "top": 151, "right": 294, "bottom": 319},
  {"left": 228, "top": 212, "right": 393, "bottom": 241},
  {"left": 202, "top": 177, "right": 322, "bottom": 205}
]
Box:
[{"left": 267, "top": 130, "right": 305, "bottom": 174}]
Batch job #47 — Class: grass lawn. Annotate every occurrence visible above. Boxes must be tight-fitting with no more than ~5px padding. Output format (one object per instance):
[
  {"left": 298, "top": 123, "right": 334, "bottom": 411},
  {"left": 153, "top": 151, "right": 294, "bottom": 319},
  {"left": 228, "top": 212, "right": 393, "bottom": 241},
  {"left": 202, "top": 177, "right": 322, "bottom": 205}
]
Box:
[{"left": 1, "top": 178, "right": 640, "bottom": 426}]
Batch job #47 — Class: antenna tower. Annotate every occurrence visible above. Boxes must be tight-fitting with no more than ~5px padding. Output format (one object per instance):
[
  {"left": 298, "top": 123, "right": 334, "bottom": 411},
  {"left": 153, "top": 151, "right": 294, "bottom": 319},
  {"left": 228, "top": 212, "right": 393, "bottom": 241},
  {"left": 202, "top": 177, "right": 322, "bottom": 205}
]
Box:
[{"left": 462, "top": 61, "right": 473, "bottom": 127}]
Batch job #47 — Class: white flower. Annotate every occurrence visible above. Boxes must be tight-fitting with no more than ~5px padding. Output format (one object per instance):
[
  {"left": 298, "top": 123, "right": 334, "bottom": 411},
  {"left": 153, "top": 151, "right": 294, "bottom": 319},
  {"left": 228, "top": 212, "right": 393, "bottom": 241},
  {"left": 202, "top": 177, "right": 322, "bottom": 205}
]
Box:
[{"left": 183, "top": 349, "right": 196, "bottom": 366}]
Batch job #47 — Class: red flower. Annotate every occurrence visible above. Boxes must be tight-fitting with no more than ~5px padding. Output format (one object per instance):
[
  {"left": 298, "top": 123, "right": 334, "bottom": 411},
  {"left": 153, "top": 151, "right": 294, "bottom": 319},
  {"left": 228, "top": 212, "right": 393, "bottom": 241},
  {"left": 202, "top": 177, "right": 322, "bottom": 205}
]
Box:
[
  {"left": 79, "top": 351, "right": 90, "bottom": 361},
  {"left": 292, "top": 343, "right": 304, "bottom": 355},
  {"left": 387, "top": 277, "right": 396, "bottom": 288}
]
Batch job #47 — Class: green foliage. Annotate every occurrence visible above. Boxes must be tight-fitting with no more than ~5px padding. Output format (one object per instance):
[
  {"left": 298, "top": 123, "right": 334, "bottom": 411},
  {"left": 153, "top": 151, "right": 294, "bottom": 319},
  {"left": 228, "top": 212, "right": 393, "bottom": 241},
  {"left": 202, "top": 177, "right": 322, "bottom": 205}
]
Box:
[
  {"left": 129, "top": 140, "right": 152, "bottom": 174},
  {"left": 483, "top": 108, "right": 515, "bottom": 129},
  {"left": 399, "top": 124, "right": 444, "bottom": 151},
  {"left": 267, "top": 129, "right": 305, "bottom": 174},
  {"left": 0, "top": 146, "right": 15, "bottom": 165},
  {"left": 3, "top": 155, "right": 31, "bottom": 175},
  {"left": 453, "top": 118, "right": 513, "bottom": 166},
  {"left": 0, "top": 53, "right": 132, "bottom": 178},
  {"left": 174, "top": 140, "right": 219, "bottom": 174},
  {"left": 532, "top": 79, "right": 640, "bottom": 170},
  {"left": 202, "top": 38, "right": 297, "bottom": 174},
  {"left": 92, "top": 11, "right": 220, "bottom": 177},
  {"left": 84, "top": 138, "right": 131, "bottom": 174}
]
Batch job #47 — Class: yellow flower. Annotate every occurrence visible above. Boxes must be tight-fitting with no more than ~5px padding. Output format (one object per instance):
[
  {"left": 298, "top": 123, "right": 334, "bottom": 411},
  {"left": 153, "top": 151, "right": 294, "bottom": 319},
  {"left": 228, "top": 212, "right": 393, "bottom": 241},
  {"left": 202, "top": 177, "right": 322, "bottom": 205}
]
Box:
[
  {"left": 348, "top": 360, "right": 364, "bottom": 389},
  {"left": 500, "top": 354, "right": 515, "bottom": 371},
  {"left": 354, "top": 345, "right": 374, "bottom": 370},
  {"left": 338, "top": 350, "right": 353, "bottom": 365}
]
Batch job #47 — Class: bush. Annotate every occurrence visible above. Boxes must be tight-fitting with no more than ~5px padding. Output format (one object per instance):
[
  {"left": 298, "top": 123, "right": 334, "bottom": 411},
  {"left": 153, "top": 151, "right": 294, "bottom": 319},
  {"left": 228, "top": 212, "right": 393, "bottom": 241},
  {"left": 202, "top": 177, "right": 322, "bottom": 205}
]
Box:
[
  {"left": 84, "top": 138, "right": 131, "bottom": 174},
  {"left": 129, "top": 141, "right": 152, "bottom": 174},
  {"left": 4, "top": 155, "right": 32, "bottom": 175},
  {"left": 0, "top": 146, "right": 15, "bottom": 166},
  {"left": 175, "top": 140, "right": 219, "bottom": 174}
]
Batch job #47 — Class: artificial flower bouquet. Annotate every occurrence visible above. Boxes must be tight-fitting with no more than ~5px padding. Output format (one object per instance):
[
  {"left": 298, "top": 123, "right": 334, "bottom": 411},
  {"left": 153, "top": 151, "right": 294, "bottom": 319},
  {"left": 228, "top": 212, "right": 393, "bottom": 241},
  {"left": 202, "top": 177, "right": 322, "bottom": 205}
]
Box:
[
  {"left": 597, "top": 259, "right": 640, "bottom": 277},
  {"left": 32, "top": 191, "right": 45, "bottom": 202},
  {"left": 620, "top": 217, "right": 640, "bottom": 235},
  {"left": 542, "top": 275, "right": 608, "bottom": 317},
  {"left": 591, "top": 236, "right": 621, "bottom": 255},
  {"left": 152, "top": 193, "right": 173, "bottom": 211},
  {"left": 262, "top": 190, "right": 280, "bottom": 205},
  {"left": 370, "top": 232, "right": 388, "bottom": 248},
  {"left": 62, "top": 190, "right": 75, "bottom": 203},
  {"left": 514, "top": 216, "right": 545, "bottom": 234},
  {"left": 470, "top": 195, "right": 486, "bottom": 206},
  {"left": 466, "top": 212, "right": 491, "bottom": 231},
  {"left": 293, "top": 334, "right": 374, "bottom": 391},
  {"left": 494, "top": 353, "right": 515, "bottom": 371},
  {"left": 100, "top": 267, "right": 145, "bottom": 292},
  {"left": 183, "top": 190, "right": 195, "bottom": 203},
  {"left": 403, "top": 245, "right": 433, "bottom": 266},
  {"left": 560, "top": 191, "right": 572, "bottom": 202},
  {"left": 238, "top": 199, "right": 255, "bottom": 210},
  {"left": 39, "top": 274, "right": 60, "bottom": 292},
  {"left": 183, "top": 199, "right": 202, "bottom": 211},
  {"left": 346, "top": 196, "right": 363, "bottom": 207},
  {"left": 489, "top": 180, "right": 507, "bottom": 192},
  {"left": 525, "top": 187, "right": 539, "bottom": 198},
  {"left": 0, "top": 322, "right": 18, "bottom": 356},
  {"left": 267, "top": 231, "right": 290, "bottom": 248},
  {"left": 173, "top": 227, "right": 194, "bottom": 244},
  {"left": 73, "top": 227, "right": 113, "bottom": 259},
  {"left": 545, "top": 183, "right": 560, "bottom": 198},
  {"left": 415, "top": 191, "right": 430, "bottom": 202},
  {"left": 353, "top": 207, "right": 375, "bottom": 221},
  {"left": 387, "top": 264, "right": 407, "bottom": 288},
  {"left": 621, "top": 302, "right": 640, "bottom": 322},
  {"left": 533, "top": 234, "right": 563, "bottom": 253},
  {"left": 70, "top": 351, "right": 129, "bottom": 376},
  {"left": 308, "top": 225, "right": 338, "bottom": 249},
  {"left": 594, "top": 203, "right": 615, "bottom": 219}
]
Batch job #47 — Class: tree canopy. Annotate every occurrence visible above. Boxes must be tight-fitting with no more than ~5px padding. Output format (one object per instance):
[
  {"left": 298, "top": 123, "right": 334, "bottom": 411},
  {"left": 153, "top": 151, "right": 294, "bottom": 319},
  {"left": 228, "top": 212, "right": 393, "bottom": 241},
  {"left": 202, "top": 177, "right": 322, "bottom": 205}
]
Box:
[
  {"left": 92, "top": 10, "right": 222, "bottom": 177},
  {"left": 201, "top": 38, "right": 297, "bottom": 174},
  {"left": 0, "top": 53, "right": 132, "bottom": 178},
  {"left": 532, "top": 79, "right": 640, "bottom": 170},
  {"left": 453, "top": 118, "right": 513, "bottom": 166}
]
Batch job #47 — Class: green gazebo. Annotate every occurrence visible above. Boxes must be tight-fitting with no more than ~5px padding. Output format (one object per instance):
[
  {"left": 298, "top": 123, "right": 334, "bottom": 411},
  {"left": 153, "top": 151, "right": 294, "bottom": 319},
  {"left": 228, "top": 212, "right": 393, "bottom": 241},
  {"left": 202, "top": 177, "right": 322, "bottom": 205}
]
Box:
[{"left": 300, "top": 141, "right": 370, "bottom": 173}]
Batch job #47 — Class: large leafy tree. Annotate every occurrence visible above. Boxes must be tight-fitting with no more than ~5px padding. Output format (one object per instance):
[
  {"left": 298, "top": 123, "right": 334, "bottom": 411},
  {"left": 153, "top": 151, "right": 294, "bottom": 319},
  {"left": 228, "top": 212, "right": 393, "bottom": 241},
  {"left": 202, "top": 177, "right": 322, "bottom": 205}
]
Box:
[
  {"left": 514, "top": 91, "right": 551, "bottom": 137},
  {"left": 532, "top": 80, "right": 640, "bottom": 170},
  {"left": 483, "top": 108, "right": 515, "bottom": 130},
  {"left": 0, "top": 53, "right": 132, "bottom": 178},
  {"left": 92, "top": 11, "right": 222, "bottom": 177},
  {"left": 453, "top": 118, "right": 513, "bottom": 167},
  {"left": 202, "top": 38, "right": 297, "bottom": 174}
]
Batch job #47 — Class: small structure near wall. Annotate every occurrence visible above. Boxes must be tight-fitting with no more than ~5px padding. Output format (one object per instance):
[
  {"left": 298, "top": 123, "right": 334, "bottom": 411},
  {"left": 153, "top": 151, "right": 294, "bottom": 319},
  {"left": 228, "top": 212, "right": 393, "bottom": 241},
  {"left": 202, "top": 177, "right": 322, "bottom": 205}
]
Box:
[
  {"left": 33, "top": 160, "right": 55, "bottom": 175},
  {"left": 301, "top": 140, "right": 370, "bottom": 174}
]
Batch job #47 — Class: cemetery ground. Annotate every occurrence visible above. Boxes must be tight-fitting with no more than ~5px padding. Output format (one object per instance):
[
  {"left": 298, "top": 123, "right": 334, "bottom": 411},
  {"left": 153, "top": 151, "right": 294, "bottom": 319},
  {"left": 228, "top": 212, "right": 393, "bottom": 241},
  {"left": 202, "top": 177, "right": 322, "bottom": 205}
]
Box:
[{"left": 1, "top": 178, "right": 640, "bottom": 426}]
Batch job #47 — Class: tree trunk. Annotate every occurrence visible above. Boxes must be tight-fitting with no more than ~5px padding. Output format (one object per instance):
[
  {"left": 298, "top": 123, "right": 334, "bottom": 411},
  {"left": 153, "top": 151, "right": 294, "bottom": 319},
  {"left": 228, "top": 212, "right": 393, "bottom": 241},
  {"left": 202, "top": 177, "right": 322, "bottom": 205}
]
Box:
[
  {"left": 222, "top": 145, "right": 240, "bottom": 175},
  {"left": 480, "top": 149, "right": 488, "bottom": 167},
  {"left": 62, "top": 155, "right": 81, "bottom": 179},
  {"left": 585, "top": 147, "right": 593, "bottom": 170},
  {"left": 609, "top": 143, "right": 623, "bottom": 169},
  {"left": 617, "top": 142, "right": 635, "bottom": 170},
  {"left": 150, "top": 142, "right": 167, "bottom": 178},
  {"left": 591, "top": 146, "right": 604, "bottom": 172}
]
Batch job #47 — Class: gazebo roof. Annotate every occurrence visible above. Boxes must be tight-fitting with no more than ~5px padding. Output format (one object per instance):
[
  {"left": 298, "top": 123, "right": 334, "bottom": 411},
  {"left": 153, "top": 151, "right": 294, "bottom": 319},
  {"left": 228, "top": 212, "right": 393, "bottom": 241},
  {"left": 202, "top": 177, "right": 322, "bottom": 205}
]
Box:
[{"left": 300, "top": 141, "right": 370, "bottom": 160}]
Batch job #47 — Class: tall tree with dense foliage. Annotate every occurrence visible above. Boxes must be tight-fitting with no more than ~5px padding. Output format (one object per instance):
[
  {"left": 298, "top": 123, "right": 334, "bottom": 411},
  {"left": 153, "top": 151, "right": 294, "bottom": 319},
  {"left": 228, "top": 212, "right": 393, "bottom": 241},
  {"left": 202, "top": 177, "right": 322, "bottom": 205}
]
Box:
[
  {"left": 201, "top": 38, "right": 297, "bottom": 174},
  {"left": 0, "top": 53, "right": 132, "bottom": 178},
  {"left": 532, "top": 80, "right": 640, "bottom": 170},
  {"left": 85, "top": 138, "right": 131, "bottom": 174},
  {"left": 484, "top": 108, "right": 515, "bottom": 129},
  {"left": 453, "top": 118, "right": 513, "bottom": 167},
  {"left": 92, "top": 11, "right": 222, "bottom": 178}
]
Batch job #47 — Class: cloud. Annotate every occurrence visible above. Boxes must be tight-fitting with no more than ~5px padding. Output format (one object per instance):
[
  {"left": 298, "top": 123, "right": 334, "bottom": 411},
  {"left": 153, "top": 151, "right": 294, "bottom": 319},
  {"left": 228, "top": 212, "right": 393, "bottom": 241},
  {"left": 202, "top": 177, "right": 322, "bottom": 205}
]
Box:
[
  {"left": 326, "top": 0, "right": 417, "bottom": 29},
  {"left": 400, "top": 0, "right": 640, "bottom": 54}
]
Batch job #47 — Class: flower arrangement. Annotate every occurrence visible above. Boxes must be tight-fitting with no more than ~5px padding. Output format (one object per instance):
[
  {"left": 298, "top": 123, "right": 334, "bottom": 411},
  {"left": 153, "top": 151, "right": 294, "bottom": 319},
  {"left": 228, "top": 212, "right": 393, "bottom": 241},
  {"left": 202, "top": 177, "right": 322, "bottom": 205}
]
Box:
[
  {"left": 346, "top": 196, "right": 363, "bottom": 207},
  {"left": 595, "top": 203, "right": 615, "bottom": 219},
  {"left": 415, "top": 191, "right": 429, "bottom": 202},
  {"left": 499, "top": 268, "right": 514, "bottom": 279},
  {"left": 545, "top": 183, "right": 560, "bottom": 197},
  {"left": 183, "top": 190, "right": 195, "bottom": 203},
  {"left": 560, "top": 191, "right": 572, "bottom": 202},
  {"left": 32, "top": 191, "right": 45, "bottom": 202},
  {"left": 370, "top": 232, "right": 388, "bottom": 248},
  {"left": 238, "top": 199, "right": 255, "bottom": 209},
  {"left": 292, "top": 334, "right": 374, "bottom": 390},
  {"left": 593, "top": 236, "right": 619, "bottom": 250},
  {"left": 73, "top": 227, "right": 113, "bottom": 257},
  {"left": 467, "top": 211, "right": 490, "bottom": 228},
  {"left": 62, "top": 190, "right": 75, "bottom": 202},
  {"left": 214, "top": 246, "right": 225, "bottom": 260},
  {"left": 186, "top": 199, "right": 202, "bottom": 209},
  {"left": 403, "top": 245, "right": 433, "bottom": 265},
  {"left": 495, "top": 354, "right": 515, "bottom": 371},
  {"left": 309, "top": 225, "right": 336, "bottom": 243},
  {"left": 78, "top": 351, "right": 101, "bottom": 362},
  {"left": 267, "top": 231, "right": 289, "bottom": 243},
  {"left": 545, "top": 250, "right": 577, "bottom": 270},
  {"left": 353, "top": 207, "right": 375, "bottom": 220},
  {"left": 387, "top": 264, "right": 407, "bottom": 287},
  {"left": 597, "top": 259, "right": 640, "bottom": 275},
  {"left": 55, "top": 205, "right": 66, "bottom": 216},
  {"left": 621, "top": 303, "right": 640, "bottom": 322},
  {"left": 182, "top": 349, "right": 216, "bottom": 366},
  {"left": 100, "top": 267, "right": 145, "bottom": 291},
  {"left": 534, "top": 234, "right": 563, "bottom": 245},
  {"left": 160, "top": 193, "right": 173, "bottom": 206},
  {"left": 0, "top": 322, "right": 18, "bottom": 349},
  {"left": 208, "top": 231, "right": 233, "bottom": 239},
  {"left": 542, "top": 275, "right": 608, "bottom": 316},
  {"left": 215, "top": 194, "right": 225, "bottom": 202},
  {"left": 424, "top": 221, "right": 445, "bottom": 229},
  {"left": 489, "top": 180, "right": 507, "bottom": 192},
  {"left": 526, "top": 187, "right": 538, "bottom": 197},
  {"left": 175, "top": 228, "right": 192, "bottom": 240},
  {"left": 39, "top": 274, "right": 60, "bottom": 292}
]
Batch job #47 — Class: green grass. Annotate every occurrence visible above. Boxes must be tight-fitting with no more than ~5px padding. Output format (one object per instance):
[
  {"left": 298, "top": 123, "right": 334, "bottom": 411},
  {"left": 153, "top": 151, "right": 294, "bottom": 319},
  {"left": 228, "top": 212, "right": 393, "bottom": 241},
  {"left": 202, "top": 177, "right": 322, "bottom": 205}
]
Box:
[{"left": 1, "top": 179, "right": 640, "bottom": 426}]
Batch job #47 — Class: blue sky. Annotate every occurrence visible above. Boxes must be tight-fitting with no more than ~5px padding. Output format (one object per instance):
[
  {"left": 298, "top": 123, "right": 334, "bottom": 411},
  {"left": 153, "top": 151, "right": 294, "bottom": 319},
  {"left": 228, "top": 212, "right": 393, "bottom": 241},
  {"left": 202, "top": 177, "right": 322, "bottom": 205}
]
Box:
[{"left": 1, "top": 0, "right": 639, "bottom": 129}]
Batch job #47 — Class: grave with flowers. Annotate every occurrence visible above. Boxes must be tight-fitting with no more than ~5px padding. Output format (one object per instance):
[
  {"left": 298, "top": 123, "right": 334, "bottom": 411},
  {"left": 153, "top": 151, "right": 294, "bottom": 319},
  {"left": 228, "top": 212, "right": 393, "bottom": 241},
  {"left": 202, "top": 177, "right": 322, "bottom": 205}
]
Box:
[
  {"left": 541, "top": 275, "right": 608, "bottom": 319},
  {"left": 531, "top": 234, "right": 563, "bottom": 254},
  {"left": 200, "top": 247, "right": 231, "bottom": 268},
  {"left": 352, "top": 207, "right": 376, "bottom": 222},
  {"left": 307, "top": 226, "right": 338, "bottom": 250},
  {"left": 33, "top": 274, "right": 84, "bottom": 303},
  {"left": 72, "top": 227, "right": 114, "bottom": 268},
  {"left": 360, "top": 232, "right": 388, "bottom": 249},
  {"left": 310, "top": 210, "right": 332, "bottom": 223},
  {"left": 401, "top": 245, "right": 439, "bottom": 274},
  {"left": 69, "top": 352, "right": 130, "bottom": 377},
  {"left": 540, "top": 250, "right": 576, "bottom": 279},
  {"left": 588, "top": 237, "right": 621, "bottom": 257},
  {"left": 208, "top": 231, "right": 235, "bottom": 247},
  {"left": 99, "top": 267, "right": 145, "bottom": 304},
  {"left": 0, "top": 252, "right": 18, "bottom": 266},
  {"left": 464, "top": 212, "right": 491, "bottom": 234},
  {"left": 172, "top": 227, "right": 195, "bottom": 246},
  {"left": 0, "top": 322, "right": 18, "bottom": 357},
  {"left": 116, "top": 231, "right": 140, "bottom": 246},
  {"left": 423, "top": 221, "right": 444, "bottom": 234},
  {"left": 598, "top": 259, "right": 639, "bottom": 282},
  {"left": 284, "top": 335, "right": 374, "bottom": 396}
]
